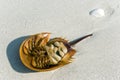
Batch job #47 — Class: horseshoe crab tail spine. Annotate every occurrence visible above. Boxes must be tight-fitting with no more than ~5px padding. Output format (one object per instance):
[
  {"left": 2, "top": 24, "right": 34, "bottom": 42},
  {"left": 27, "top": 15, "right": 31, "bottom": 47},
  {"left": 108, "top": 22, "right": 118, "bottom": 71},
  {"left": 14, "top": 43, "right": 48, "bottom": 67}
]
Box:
[{"left": 69, "top": 34, "right": 93, "bottom": 46}]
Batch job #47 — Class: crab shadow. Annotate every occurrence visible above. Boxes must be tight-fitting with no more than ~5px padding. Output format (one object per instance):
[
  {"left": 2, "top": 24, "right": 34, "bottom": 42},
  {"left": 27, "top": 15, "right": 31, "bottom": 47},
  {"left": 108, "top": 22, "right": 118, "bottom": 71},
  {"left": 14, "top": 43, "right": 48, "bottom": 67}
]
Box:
[{"left": 6, "top": 36, "right": 36, "bottom": 73}]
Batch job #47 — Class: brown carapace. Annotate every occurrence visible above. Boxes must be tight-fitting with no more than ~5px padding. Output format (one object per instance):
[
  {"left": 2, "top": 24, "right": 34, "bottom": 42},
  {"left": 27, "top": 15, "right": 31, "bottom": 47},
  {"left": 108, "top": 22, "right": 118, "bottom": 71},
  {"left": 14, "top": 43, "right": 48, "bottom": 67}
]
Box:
[{"left": 19, "top": 32, "right": 92, "bottom": 72}]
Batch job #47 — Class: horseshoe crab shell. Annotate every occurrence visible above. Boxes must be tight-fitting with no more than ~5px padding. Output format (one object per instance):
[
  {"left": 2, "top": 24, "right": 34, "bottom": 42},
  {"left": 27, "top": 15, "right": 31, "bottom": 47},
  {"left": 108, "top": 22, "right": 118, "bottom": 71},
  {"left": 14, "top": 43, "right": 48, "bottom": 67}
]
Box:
[{"left": 19, "top": 32, "right": 76, "bottom": 72}]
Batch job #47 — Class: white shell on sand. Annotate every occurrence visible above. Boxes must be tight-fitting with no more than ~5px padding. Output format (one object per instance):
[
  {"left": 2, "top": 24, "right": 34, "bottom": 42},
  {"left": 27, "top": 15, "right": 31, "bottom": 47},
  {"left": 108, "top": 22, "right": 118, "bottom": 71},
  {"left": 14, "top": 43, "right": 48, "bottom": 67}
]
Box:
[{"left": 89, "top": 8, "right": 105, "bottom": 17}]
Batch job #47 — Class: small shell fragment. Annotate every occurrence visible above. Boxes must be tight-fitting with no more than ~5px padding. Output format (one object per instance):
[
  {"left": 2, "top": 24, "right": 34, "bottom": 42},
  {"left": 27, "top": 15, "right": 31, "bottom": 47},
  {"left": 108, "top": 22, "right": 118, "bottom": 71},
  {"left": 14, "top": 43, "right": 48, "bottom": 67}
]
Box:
[{"left": 89, "top": 8, "right": 105, "bottom": 17}]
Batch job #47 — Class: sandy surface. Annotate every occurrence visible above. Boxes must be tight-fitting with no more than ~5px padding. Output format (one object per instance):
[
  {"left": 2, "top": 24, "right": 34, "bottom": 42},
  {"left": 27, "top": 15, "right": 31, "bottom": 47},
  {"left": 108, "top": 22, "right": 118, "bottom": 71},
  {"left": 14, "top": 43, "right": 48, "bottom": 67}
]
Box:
[{"left": 0, "top": 0, "right": 120, "bottom": 80}]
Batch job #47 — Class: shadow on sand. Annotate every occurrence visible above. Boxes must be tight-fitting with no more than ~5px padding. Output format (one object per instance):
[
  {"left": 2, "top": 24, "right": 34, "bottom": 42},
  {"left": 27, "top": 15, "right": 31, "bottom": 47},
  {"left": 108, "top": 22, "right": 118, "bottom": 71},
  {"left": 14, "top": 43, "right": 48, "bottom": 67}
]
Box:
[{"left": 6, "top": 36, "right": 35, "bottom": 73}]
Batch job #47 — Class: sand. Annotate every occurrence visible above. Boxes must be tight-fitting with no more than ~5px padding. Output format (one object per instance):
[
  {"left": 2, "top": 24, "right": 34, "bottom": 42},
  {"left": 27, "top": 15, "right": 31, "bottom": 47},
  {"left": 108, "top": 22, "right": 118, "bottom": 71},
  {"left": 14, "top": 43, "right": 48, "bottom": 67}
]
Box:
[{"left": 0, "top": 0, "right": 120, "bottom": 80}]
